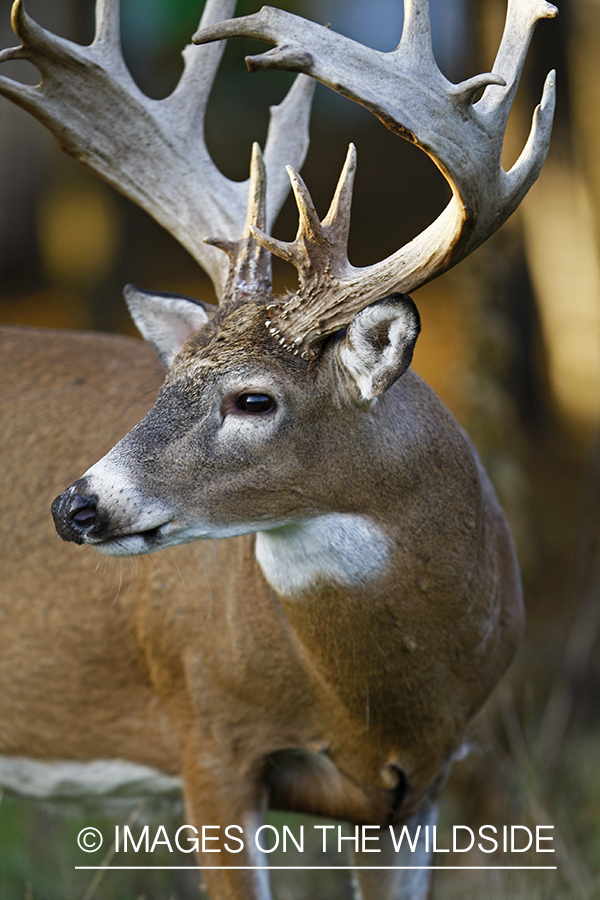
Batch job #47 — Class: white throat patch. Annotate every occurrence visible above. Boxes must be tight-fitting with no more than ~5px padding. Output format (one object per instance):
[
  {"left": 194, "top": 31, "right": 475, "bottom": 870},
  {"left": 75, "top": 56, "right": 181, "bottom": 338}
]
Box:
[{"left": 255, "top": 514, "right": 389, "bottom": 597}]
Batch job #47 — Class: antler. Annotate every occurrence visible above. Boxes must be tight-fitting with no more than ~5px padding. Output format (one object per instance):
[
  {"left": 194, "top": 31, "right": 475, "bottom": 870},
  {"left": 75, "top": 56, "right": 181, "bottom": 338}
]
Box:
[
  {"left": 193, "top": 0, "right": 557, "bottom": 353},
  {"left": 0, "top": 0, "right": 315, "bottom": 301}
]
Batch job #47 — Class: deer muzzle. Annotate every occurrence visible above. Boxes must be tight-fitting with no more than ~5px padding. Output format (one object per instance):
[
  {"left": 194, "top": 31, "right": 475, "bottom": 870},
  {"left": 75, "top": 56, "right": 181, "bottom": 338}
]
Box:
[
  {"left": 51, "top": 481, "right": 102, "bottom": 544},
  {"left": 51, "top": 467, "right": 180, "bottom": 556}
]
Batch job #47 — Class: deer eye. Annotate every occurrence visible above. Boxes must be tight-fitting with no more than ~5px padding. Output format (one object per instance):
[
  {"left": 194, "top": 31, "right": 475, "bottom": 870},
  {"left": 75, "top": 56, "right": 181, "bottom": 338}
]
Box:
[{"left": 235, "top": 393, "right": 276, "bottom": 415}]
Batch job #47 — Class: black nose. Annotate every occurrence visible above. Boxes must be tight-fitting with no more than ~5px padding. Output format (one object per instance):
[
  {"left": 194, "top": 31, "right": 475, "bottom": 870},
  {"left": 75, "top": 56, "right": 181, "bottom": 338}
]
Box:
[{"left": 51, "top": 482, "right": 99, "bottom": 544}]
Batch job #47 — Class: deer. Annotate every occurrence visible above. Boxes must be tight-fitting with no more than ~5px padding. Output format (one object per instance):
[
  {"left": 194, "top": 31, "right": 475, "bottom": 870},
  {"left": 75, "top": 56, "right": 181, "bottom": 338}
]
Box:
[{"left": 0, "top": 0, "right": 556, "bottom": 898}]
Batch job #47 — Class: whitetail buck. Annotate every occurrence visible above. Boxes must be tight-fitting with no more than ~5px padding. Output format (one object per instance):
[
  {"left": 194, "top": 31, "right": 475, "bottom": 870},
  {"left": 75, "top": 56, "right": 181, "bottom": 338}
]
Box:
[{"left": 0, "top": 0, "right": 556, "bottom": 898}]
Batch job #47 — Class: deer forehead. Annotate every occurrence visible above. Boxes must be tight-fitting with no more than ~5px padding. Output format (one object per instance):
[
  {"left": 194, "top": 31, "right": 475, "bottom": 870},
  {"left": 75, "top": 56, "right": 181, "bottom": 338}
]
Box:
[
  {"left": 173, "top": 300, "right": 309, "bottom": 376},
  {"left": 165, "top": 328, "right": 333, "bottom": 420}
]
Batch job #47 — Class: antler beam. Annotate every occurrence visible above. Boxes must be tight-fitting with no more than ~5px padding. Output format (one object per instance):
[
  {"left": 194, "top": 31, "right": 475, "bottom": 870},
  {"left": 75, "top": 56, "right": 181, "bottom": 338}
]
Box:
[
  {"left": 193, "top": 0, "right": 557, "bottom": 351},
  {"left": 0, "top": 0, "right": 315, "bottom": 301}
]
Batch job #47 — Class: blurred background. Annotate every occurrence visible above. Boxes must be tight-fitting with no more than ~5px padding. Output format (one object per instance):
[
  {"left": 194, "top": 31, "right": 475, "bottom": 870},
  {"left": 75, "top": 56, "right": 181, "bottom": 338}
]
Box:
[{"left": 0, "top": 0, "right": 598, "bottom": 897}]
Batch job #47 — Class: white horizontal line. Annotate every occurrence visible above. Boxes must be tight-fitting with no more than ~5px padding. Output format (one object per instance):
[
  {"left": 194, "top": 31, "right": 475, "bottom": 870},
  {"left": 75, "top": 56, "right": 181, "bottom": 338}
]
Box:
[{"left": 75, "top": 865, "right": 558, "bottom": 871}]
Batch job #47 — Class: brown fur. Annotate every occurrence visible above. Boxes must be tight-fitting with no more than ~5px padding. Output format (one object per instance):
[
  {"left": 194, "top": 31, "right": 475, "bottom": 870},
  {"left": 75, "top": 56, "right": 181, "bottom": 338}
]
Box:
[{"left": 0, "top": 321, "right": 522, "bottom": 899}]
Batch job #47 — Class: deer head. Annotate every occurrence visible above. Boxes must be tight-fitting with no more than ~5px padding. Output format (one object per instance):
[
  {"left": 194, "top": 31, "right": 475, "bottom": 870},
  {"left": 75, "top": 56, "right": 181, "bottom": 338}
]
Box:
[
  {"left": 0, "top": 0, "right": 556, "bottom": 566},
  {"left": 34, "top": 0, "right": 555, "bottom": 553}
]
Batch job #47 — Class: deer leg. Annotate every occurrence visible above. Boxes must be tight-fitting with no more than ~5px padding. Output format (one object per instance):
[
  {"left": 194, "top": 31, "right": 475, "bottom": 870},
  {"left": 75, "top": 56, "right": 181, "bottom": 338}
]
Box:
[
  {"left": 350, "top": 800, "right": 437, "bottom": 900},
  {"left": 181, "top": 753, "right": 272, "bottom": 900}
]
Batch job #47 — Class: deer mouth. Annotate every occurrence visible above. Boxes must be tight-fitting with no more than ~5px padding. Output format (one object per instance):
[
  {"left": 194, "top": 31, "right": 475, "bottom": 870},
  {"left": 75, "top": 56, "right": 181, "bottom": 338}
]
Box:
[
  {"left": 51, "top": 482, "right": 269, "bottom": 556},
  {"left": 91, "top": 524, "right": 169, "bottom": 556},
  {"left": 51, "top": 482, "right": 173, "bottom": 556}
]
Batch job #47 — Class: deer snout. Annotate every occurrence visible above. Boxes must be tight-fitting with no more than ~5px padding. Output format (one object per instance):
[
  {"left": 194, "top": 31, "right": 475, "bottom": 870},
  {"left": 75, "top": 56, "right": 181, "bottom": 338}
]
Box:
[{"left": 51, "top": 482, "right": 99, "bottom": 544}]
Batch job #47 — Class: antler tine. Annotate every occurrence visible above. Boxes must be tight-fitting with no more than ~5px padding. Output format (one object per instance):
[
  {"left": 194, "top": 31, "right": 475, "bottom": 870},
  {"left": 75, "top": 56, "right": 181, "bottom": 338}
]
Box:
[
  {"left": 194, "top": 0, "right": 557, "bottom": 351},
  {"left": 0, "top": 0, "right": 314, "bottom": 302},
  {"left": 166, "top": 0, "right": 237, "bottom": 128},
  {"left": 93, "top": 0, "right": 124, "bottom": 55},
  {"left": 250, "top": 145, "right": 357, "bottom": 352},
  {"left": 262, "top": 74, "right": 315, "bottom": 236},
  {"left": 205, "top": 142, "right": 272, "bottom": 304},
  {"left": 478, "top": 0, "right": 557, "bottom": 124},
  {"left": 251, "top": 145, "right": 355, "bottom": 266},
  {"left": 396, "top": 0, "right": 436, "bottom": 72},
  {"left": 251, "top": 144, "right": 356, "bottom": 358}
]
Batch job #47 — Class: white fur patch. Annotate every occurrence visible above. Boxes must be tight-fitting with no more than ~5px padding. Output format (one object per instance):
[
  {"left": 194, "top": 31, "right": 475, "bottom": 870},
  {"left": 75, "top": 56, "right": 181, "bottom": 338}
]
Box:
[
  {"left": 255, "top": 514, "right": 389, "bottom": 596},
  {"left": 352, "top": 800, "right": 438, "bottom": 900},
  {"left": 83, "top": 456, "right": 172, "bottom": 555},
  {"left": 0, "top": 756, "right": 181, "bottom": 803},
  {"left": 242, "top": 812, "right": 272, "bottom": 900},
  {"left": 84, "top": 458, "right": 164, "bottom": 530}
]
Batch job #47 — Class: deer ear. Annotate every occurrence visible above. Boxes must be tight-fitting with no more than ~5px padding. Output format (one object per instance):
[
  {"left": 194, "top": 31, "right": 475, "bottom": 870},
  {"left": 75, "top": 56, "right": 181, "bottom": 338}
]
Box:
[
  {"left": 124, "top": 284, "right": 213, "bottom": 369},
  {"left": 340, "top": 294, "right": 421, "bottom": 400}
]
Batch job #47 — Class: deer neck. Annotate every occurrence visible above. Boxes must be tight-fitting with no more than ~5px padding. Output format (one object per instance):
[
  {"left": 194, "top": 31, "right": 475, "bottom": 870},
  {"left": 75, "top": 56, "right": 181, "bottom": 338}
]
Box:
[
  {"left": 253, "top": 499, "right": 485, "bottom": 757},
  {"left": 254, "top": 514, "right": 390, "bottom": 598},
  {"left": 254, "top": 515, "right": 410, "bottom": 722}
]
